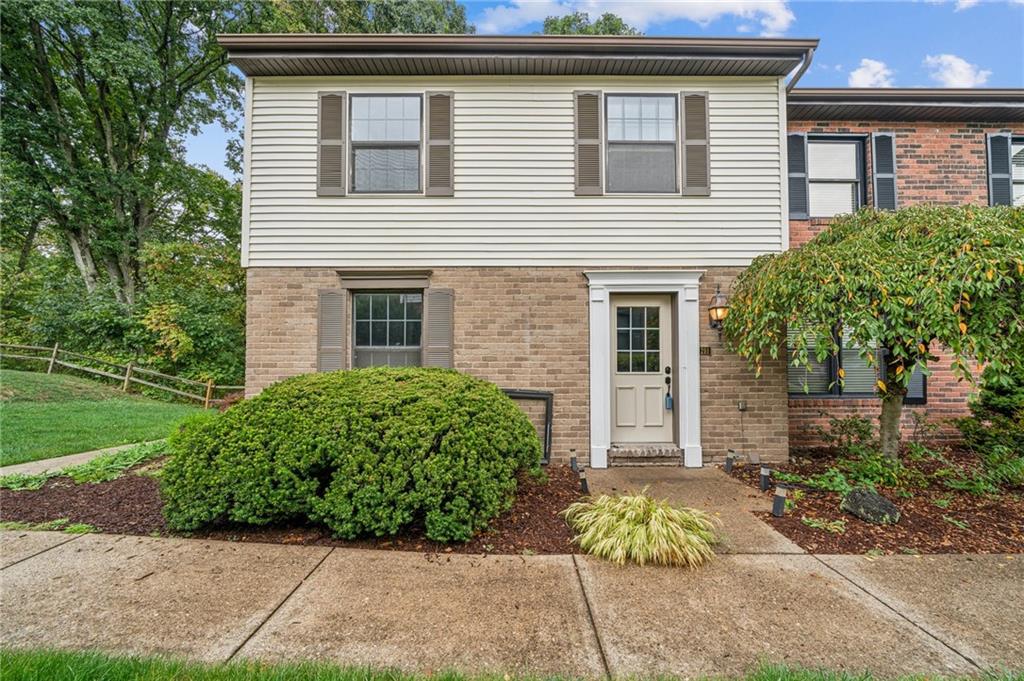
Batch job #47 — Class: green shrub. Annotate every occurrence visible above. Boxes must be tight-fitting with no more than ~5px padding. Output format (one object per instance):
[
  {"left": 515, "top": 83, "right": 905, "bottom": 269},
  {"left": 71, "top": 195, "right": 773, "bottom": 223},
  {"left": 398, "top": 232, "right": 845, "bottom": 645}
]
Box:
[
  {"left": 563, "top": 489, "right": 718, "bottom": 567},
  {"left": 957, "top": 364, "right": 1024, "bottom": 466},
  {"left": 161, "top": 368, "right": 543, "bottom": 542}
]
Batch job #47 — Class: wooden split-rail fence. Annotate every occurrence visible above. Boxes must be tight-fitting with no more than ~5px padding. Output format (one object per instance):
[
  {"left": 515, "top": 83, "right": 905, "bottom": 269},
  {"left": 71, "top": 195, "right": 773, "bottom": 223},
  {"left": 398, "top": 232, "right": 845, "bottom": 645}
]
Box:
[{"left": 0, "top": 343, "right": 243, "bottom": 408}]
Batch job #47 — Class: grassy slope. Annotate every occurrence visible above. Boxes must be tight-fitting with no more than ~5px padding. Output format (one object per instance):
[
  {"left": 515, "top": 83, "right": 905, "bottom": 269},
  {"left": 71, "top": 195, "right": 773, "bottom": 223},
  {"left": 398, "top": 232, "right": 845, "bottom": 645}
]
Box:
[
  {"left": 0, "top": 369, "right": 198, "bottom": 466},
  {"left": 1, "top": 650, "right": 1006, "bottom": 681}
]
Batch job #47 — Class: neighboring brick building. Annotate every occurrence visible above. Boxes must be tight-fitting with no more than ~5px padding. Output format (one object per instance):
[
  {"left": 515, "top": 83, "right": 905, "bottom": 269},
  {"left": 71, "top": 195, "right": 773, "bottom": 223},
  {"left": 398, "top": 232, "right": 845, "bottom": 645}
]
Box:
[{"left": 785, "top": 89, "right": 1023, "bottom": 447}]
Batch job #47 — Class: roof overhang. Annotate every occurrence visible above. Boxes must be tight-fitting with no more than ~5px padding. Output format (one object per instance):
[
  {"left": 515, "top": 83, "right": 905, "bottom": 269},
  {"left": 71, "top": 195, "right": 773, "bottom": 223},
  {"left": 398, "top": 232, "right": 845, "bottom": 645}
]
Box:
[
  {"left": 788, "top": 88, "right": 1024, "bottom": 122},
  {"left": 218, "top": 34, "right": 818, "bottom": 79}
]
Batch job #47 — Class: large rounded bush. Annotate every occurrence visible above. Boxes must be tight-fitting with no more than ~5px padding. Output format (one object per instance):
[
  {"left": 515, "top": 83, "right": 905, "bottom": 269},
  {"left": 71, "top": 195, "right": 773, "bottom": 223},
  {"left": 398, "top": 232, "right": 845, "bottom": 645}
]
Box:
[{"left": 161, "top": 368, "right": 543, "bottom": 541}]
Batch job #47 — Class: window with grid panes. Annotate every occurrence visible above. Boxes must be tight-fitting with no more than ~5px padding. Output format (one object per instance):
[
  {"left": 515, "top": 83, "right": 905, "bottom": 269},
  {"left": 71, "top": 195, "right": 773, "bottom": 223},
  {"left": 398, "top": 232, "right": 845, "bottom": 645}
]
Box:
[
  {"left": 352, "top": 292, "right": 423, "bottom": 367},
  {"left": 606, "top": 95, "right": 678, "bottom": 193},
  {"left": 616, "top": 306, "right": 661, "bottom": 373},
  {"left": 350, "top": 95, "right": 421, "bottom": 193}
]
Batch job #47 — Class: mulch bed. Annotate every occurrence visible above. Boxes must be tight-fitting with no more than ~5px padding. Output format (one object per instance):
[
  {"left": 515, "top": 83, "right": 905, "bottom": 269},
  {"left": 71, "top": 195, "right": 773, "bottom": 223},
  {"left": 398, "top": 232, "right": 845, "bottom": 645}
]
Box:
[
  {"left": 0, "top": 464, "right": 583, "bottom": 555},
  {"left": 727, "top": 449, "right": 1024, "bottom": 554}
]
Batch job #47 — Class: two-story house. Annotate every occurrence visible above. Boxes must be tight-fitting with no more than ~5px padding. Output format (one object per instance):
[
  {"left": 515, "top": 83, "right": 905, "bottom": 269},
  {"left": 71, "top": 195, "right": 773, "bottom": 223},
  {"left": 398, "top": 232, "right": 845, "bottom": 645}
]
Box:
[{"left": 220, "top": 34, "right": 1023, "bottom": 469}]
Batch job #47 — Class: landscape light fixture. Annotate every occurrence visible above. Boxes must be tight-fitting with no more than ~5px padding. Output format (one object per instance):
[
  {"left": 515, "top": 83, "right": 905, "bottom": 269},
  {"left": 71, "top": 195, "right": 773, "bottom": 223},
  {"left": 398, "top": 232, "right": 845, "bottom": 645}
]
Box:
[{"left": 772, "top": 486, "right": 788, "bottom": 517}]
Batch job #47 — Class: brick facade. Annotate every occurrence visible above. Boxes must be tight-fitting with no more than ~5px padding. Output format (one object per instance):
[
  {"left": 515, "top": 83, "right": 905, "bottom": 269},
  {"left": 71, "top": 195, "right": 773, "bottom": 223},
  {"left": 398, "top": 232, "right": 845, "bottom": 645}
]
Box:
[
  {"left": 245, "top": 266, "right": 789, "bottom": 466},
  {"left": 786, "top": 120, "right": 1021, "bottom": 446}
]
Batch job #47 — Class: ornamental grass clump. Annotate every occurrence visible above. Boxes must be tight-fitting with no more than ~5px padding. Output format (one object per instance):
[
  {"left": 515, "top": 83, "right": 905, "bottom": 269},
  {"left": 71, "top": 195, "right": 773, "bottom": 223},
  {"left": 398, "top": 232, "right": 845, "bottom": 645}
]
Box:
[{"left": 563, "top": 488, "right": 718, "bottom": 568}]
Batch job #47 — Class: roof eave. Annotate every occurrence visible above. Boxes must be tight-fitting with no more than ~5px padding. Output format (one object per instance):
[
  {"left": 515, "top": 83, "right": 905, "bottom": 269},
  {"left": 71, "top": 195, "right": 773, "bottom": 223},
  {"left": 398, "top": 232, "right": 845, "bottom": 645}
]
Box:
[{"left": 219, "top": 34, "right": 818, "bottom": 78}]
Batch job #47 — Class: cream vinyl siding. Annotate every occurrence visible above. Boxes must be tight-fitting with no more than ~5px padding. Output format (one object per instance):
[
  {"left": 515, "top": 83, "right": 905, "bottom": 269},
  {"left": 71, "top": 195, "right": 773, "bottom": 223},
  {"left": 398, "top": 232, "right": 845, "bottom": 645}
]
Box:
[{"left": 246, "top": 76, "right": 785, "bottom": 267}]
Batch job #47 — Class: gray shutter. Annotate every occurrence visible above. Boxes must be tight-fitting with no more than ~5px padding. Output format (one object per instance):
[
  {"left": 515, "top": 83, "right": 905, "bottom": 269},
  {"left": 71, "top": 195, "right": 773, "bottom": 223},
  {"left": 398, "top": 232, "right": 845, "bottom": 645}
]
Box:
[
  {"left": 317, "top": 290, "right": 345, "bottom": 371},
  {"left": 422, "top": 288, "right": 454, "bottom": 368},
  {"left": 425, "top": 91, "right": 454, "bottom": 196},
  {"left": 681, "top": 91, "right": 710, "bottom": 196},
  {"left": 988, "top": 133, "right": 1013, "bottom": 206},
  {"left": 317, "top": 92, "right": 346, "bottom": 196},
  {"left": 574, "top": 91, "right": 602, "bottom": 196},
  {"left": 872, "top": 132, "right": 898, "bottom": 211},
  {"left": 788, "top": 133, "right": 809, "bottom": 219}
]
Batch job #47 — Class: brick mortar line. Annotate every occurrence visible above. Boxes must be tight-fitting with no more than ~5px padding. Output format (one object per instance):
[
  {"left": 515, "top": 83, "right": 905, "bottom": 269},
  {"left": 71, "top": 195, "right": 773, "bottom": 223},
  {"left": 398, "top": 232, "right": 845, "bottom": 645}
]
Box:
[
  {"left": 810, "top": 554, "right": 984, "bottom": 672},
  {"left": 225, "top": 547, "right": 335, "bottom": 662},
  {"left": 0, "top": 533, "right": 83, "bottom": 571},
  {"left": 571, "top": 554, "right": 612, "bottom": 680}
]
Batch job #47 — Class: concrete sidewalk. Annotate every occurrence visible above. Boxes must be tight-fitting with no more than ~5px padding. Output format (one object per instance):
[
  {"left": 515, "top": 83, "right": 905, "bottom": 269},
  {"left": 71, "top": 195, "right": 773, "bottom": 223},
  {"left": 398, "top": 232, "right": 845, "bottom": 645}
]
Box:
[
  {"left": 0, "top": 440, "right": 162, "bottom": 477},
  {"left": 2, "top": 530, "right": 1020, "bottom": 677}
]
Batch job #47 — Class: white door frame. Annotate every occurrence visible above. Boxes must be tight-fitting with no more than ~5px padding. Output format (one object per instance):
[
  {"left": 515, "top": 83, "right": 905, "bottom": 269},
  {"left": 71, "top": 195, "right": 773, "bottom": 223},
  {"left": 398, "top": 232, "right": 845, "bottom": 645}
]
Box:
[{"left": 585, "top": 270, "right": 705, "bottom": 469}]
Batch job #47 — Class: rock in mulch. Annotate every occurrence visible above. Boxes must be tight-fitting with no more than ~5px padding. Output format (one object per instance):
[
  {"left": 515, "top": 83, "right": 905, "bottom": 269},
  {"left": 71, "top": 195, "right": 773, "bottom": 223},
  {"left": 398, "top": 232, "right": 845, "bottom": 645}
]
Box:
[{"left": 841, "top": 487, "right": 901, "bottom": 525}]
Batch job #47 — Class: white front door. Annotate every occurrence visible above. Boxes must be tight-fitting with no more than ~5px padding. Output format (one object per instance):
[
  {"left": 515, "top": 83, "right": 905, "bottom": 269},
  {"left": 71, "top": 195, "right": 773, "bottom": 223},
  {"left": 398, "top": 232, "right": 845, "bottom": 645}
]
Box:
[{"left": 611, "top": 294, "right": 674, "bottom": 443}]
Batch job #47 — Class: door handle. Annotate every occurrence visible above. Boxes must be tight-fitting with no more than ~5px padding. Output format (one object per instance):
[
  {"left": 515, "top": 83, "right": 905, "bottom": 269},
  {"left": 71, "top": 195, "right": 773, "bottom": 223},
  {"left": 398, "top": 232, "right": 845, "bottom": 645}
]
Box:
[{"left": 664, "top": 366, "right": 673, "bottom": 410}]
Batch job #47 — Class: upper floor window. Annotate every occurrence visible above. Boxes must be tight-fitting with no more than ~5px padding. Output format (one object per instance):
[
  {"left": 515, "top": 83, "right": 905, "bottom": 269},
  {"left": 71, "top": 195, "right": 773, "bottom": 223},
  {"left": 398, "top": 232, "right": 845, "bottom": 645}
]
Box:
[
  {"left": 605, "top": 95, "right": 677, "bottom": 193},
  {"left": 807, "top": 137, "right": 865, "bottom": 218},
  {"left": 350, "top": 95, "right": 421, "bottom": 193},
  {"left": 1013, "top": 138, "right": 1024, "bottom": 206}
]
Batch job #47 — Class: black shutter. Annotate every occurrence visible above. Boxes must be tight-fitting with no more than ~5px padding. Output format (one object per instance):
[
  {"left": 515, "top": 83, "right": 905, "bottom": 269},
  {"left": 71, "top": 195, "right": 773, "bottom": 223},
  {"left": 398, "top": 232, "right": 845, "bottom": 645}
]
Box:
[
  {"left": 872, "top": 132, "right": 898, "bottom": 210},
  {"left": 988, "top": 133, "right": 1013, "bottom": 206},
  {"left": 788, "top": 133, "right": 809, "bottom": 219}
]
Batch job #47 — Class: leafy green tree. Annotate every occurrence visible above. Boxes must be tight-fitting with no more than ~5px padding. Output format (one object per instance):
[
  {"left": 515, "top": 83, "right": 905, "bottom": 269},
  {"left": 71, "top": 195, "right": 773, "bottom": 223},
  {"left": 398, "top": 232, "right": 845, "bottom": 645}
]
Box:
[
  {"left": 543, "top": 11, "right": 641, "bottom": 36},
  {"left": 1, "top": 0, "right": 265, "bottom": 305},
  {"left": 2, "top": 0, "right": 474, "bottom": 382},
  {"left": 723, "top": 206, "right": 1024, "bottom": 459},
  {"left": 264, "top": 0, "right": 473, "bottom": 33},
  {"left": 365, "top": 0, "right": 474, "bottom": 33}
]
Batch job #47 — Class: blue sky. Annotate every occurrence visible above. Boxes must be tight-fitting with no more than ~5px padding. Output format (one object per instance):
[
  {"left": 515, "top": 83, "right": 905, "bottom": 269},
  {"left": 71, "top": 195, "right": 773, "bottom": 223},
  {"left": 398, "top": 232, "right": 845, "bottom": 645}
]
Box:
[{"left": 185, "top": 0, "right": 1024, "bottom": 178}]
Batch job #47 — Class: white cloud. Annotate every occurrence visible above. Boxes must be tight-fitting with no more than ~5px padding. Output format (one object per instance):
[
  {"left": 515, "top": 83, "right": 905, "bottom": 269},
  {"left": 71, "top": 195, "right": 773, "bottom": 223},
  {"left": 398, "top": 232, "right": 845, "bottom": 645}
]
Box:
[
  {"left": 476, "top": 0, "right": 796, "bottom": 36},
  {"left": 954, "top": 0, "right": 979, "bottom": 10},
  {"left": 923, "top": 53, "right": 991, "bottom": 87},
  {"left": 848, "top": 58, "right": 895, "bottom": 87}
]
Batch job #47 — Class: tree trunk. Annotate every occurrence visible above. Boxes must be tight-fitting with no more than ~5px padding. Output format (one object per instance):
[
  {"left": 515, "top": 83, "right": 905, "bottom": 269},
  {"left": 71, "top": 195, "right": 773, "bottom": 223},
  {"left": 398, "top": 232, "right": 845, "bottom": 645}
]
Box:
[
  {"left": 66, "top": 230, "right": 102, "bottom": 295},
  {"left": 879, "top": 392, "right": 905, "bottom": 460}
]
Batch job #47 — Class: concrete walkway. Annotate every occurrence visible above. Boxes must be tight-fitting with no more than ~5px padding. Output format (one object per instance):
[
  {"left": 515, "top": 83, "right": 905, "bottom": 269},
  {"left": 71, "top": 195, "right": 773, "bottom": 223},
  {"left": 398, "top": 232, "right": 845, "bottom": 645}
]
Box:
[
  {"left": 587, "top": 467, "right": 805, "bottom": 555},
  {"left": 2, "top": 530, "right": 1021, "bottom": 677},
  {"left": 0, "top": 441, "right": 161, "bottom": 477}
]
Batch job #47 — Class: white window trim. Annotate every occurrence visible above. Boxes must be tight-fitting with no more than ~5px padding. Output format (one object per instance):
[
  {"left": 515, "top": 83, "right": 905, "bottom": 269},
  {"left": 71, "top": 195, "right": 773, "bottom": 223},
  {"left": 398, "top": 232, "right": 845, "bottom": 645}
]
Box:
[{"left": 585, "top": 270, "right": 705, "bottom": 468}]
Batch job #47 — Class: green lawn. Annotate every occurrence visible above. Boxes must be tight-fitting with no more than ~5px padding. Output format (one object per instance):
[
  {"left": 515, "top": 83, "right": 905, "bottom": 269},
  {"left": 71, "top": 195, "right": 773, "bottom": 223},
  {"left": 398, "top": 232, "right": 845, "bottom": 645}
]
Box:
[
  {"left": 2, "top": 650, "right": 1012, "bottom": 681},
  {"left": 0, "top": 369, "right": 200, "bottom": 466}
]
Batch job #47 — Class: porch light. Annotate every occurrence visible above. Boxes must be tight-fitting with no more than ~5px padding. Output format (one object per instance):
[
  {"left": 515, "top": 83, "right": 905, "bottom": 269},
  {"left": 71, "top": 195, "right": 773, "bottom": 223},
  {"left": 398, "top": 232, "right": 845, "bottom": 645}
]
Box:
[{"left": 708, "top": 286, "right": 730, "bottom": 331}]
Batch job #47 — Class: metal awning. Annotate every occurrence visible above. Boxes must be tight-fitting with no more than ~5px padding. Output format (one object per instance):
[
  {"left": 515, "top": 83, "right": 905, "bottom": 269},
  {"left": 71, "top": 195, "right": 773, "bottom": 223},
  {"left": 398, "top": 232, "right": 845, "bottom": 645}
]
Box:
[
  {"left": 788, "top": 88, "right": 1024, "bottom": 122},
  {"left": 218, "top": 34, "right": 818, "bottom": 79}
]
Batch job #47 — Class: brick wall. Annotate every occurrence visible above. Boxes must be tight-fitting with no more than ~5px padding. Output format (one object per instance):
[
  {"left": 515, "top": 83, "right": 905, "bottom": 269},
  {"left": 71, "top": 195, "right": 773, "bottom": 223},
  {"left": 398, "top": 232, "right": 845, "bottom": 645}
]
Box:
[
  {"left": 785, "top": 120, "right": 1021, "bottom": 446},
  {"left": 246, "top": 266, "right": 789, "bottom": 465},
  {"left": 698, "top": 268, "right": 789, "bottom": 463}
]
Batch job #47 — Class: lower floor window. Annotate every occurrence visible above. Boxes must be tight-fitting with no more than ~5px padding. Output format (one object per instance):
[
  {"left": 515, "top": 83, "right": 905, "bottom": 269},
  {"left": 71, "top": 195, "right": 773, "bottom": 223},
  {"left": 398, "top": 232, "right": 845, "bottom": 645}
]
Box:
[
  {"left": 353, "top": 291, "right": 422, "bottom": 367},
  {"left": 787, "top": 327, "right": 926, "bottom": 404}
]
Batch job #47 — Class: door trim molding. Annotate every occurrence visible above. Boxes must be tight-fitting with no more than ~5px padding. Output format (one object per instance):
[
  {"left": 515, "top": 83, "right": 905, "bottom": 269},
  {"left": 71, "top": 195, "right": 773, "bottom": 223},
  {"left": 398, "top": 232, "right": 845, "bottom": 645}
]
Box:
[{"left": 584, "top": 270, "right": 705, "bottom": 468}]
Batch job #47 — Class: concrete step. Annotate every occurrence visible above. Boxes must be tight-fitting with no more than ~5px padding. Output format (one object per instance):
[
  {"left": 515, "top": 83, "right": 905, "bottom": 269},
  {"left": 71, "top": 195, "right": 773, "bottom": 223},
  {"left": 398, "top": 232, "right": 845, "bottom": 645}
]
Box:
[{"left": 608, "top": 444, "right": 683, "bottom": 467}]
